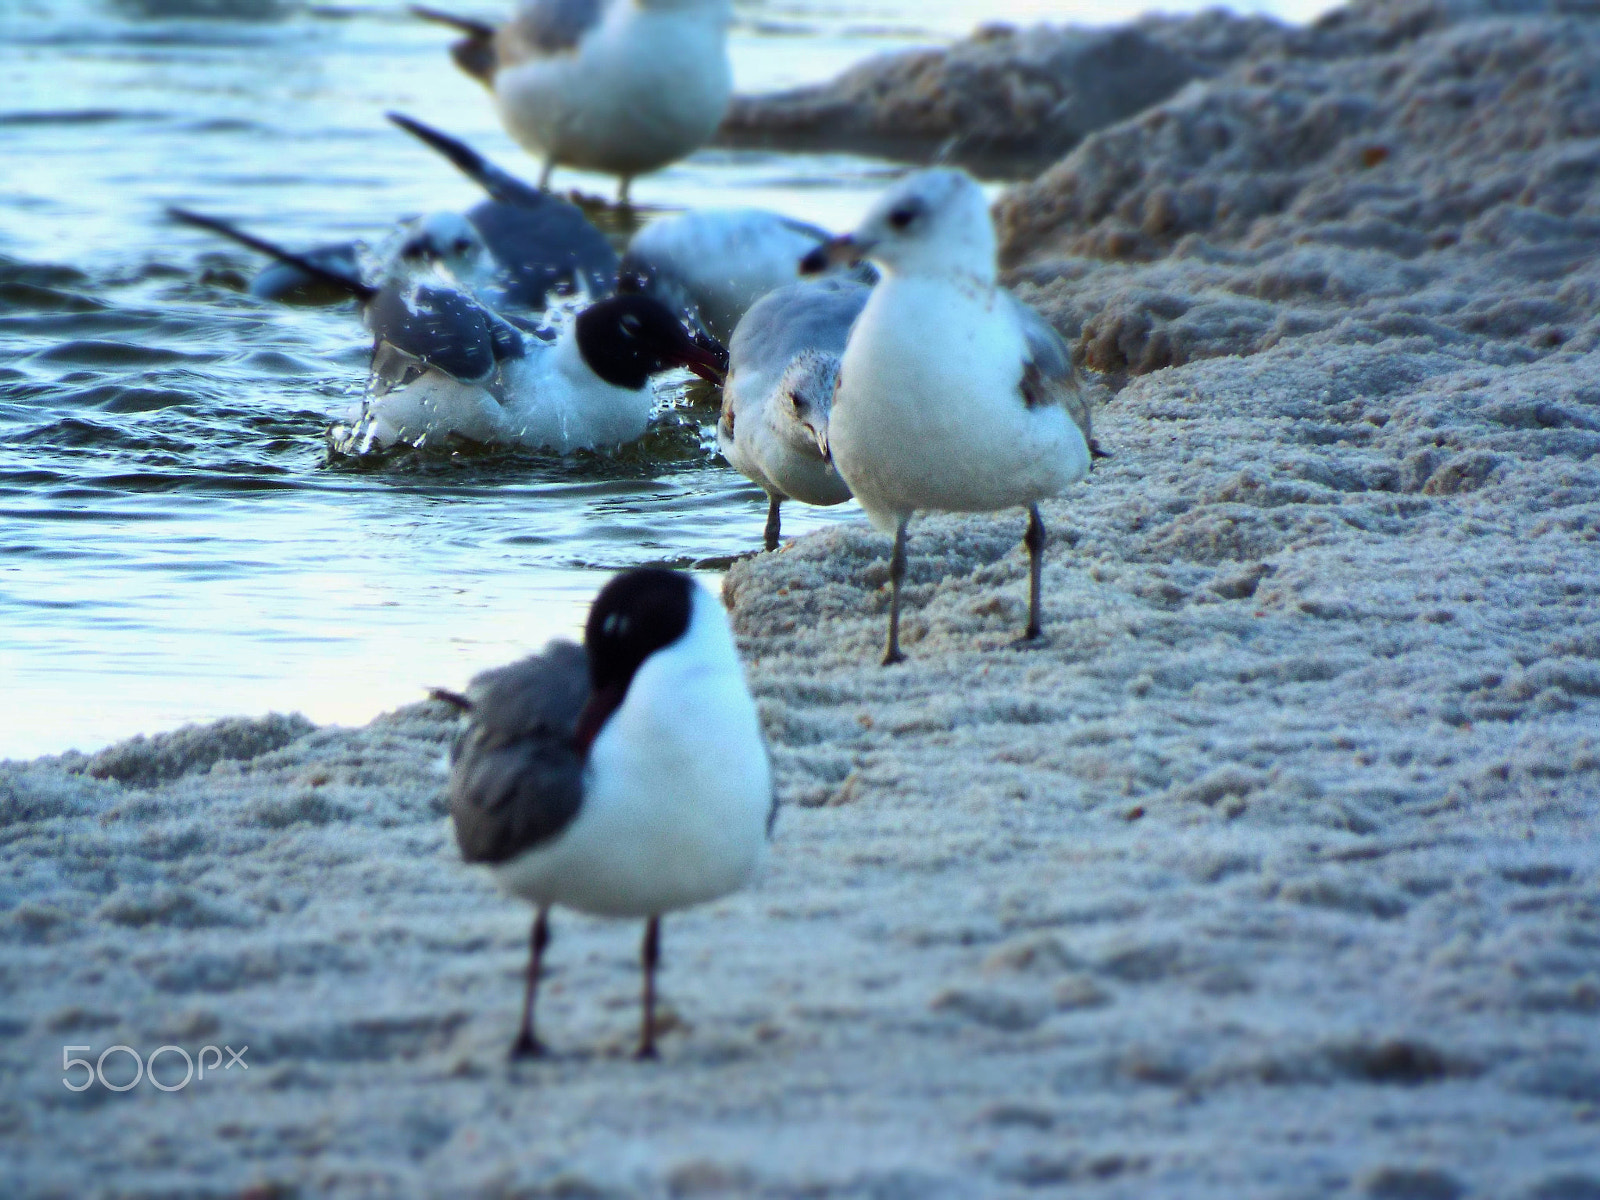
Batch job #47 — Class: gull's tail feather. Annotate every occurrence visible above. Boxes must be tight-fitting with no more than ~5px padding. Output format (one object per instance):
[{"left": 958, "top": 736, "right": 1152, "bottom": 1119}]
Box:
[
  {"left": 410, "top": 5, "right": 497, "bottom": 85},
  {"left": 168, "top": 207, "right": 376, "bottom": 303},
  {"left": 387, "top": 112, "right": 545, "bottom": 206}
]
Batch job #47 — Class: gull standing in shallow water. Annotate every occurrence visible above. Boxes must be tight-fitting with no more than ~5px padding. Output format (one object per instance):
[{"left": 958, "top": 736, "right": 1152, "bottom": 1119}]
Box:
[
  {"left": 801, "top": 168, "right": 1096, "bottom": 665},
  {"left": 718, "top": 276, "right": 866, "bottom": 550},
  {"left": 414, "top": 0, "right": 733, "bottom": 204},
  {"left": 433, "top": 569, "right": 774, "bottom": 1059}
]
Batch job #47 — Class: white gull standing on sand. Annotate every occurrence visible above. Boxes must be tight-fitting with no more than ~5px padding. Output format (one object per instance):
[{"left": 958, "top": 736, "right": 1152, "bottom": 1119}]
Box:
[
  {"left": 433, "top": 568, "right": 774, "bottom": 1059},
  {"left": 718, "top": 276, "right": 867, "bottom": 550},
  {"left": 801, "top": 168, "right": 1097, "bottom": 665},
  {"left": 414, "top": 0, "right": 733, "bottom": 204},
  {"left": 170, "top": 208, "right": 724, "bottom": 456}
]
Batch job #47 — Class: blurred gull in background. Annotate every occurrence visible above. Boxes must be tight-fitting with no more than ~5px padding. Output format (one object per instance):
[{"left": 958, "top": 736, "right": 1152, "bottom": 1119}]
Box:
[{"left": 414, "top": 0, "right": 734, "bottom": 204}]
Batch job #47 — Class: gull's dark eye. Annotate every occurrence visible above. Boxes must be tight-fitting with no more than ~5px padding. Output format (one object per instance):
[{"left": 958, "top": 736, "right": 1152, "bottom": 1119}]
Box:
[
  {"left": 452, "top": 237, "right": 473, "bottom": 254},
  {"left": 401, "top": 240, "right": 426, "bottom": 259},
  {"left": 888, "top": 205, "right": 917, "bottom": 231}
]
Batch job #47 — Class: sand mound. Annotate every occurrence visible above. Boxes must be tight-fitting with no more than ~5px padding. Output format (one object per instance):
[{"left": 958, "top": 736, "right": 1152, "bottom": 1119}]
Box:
[
  {"left": 716, "top": 11, "right": 1284, "bottom": 176},
  {"left": 997, "top": 0, "right": 1600, "bottom": 385}
]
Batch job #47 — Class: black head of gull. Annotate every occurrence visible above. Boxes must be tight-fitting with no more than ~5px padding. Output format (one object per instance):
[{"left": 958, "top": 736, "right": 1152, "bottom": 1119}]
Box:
[
  {"left": 575, "top": 293, "right": 728, "bottom": 389},
  {"left": 574, "top": 566, "right": 693, "bottom": 751},
  {"left": 435, "top": 567, "right": 773, "bottom": 1059}
]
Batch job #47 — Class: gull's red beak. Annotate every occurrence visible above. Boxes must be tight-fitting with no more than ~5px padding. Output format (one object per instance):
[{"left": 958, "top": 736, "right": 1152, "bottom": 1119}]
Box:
[{"left": 678, "top": 328, "right": 729, "bottom": 385}]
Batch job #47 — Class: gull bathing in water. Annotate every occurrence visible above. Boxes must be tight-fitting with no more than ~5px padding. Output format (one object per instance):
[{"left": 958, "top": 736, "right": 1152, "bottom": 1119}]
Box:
[
  {"left": 385, "top": 112, "right": 618, "bottom": 310},
  {"left": 800, "top": 168, "right": 1097, "bottom": 665},
  {"left": 169, "top": 208, "right": 723, "bottom": 456},
  {"left": 414, "top": 0, "right": 733, "bottom": 204},
  {"left": 433, "top": 568, "right": 774, "bottom": 1059},
  {"left": 718, "top": 276, "right": 866, "bottom": 550}
]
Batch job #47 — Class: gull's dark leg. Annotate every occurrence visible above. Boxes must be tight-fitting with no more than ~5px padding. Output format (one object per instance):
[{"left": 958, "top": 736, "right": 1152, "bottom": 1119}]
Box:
[
  {"left": 617, "top": 176, "right": 633, "bottom": 208},
  {"left": 1019, "top": 503, "right": 1046, "bottom": 644},
  {"left": 764, "top": 495, "right": 782, "bottom": 553},
  {"left": 636, "top": 916, "right": 662, "bottom": 1060},
  {"left": 511, "top": 906, "right": 551, "bottom": 1059},
  {"left": 538, "top": 159, "right": 555, "bottom": 192},
  {"left": 883, "top": 515, "right": 910, "bottom": 666}
]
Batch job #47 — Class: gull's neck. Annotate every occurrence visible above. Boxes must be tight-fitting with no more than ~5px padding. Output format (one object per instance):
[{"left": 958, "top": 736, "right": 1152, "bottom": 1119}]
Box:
[{"left": 876, "top": 233, "right": 997, "bottom": 289}]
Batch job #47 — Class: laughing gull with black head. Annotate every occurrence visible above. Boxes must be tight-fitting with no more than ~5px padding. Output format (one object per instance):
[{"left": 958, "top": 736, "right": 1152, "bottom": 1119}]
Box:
[
  {"left": 414, "top": 0, "right": 733, "bottom": 204},
  {"left": 800, "top": 168, "right": 1099, "bottom": 665},
  {"left": 433, "top": 567, "right": 774, "bottom": 1059},
  {"left": 170, "top": 208, "right": 724, "bottom": 456},
  {"left": 718, "top": 276, "right": 867, "bottom": 550}
]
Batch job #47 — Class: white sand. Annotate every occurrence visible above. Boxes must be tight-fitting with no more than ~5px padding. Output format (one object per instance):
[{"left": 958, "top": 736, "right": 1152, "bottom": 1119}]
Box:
[{"left": 5, "top": 0, "right": 1600, "bottom": 1195}]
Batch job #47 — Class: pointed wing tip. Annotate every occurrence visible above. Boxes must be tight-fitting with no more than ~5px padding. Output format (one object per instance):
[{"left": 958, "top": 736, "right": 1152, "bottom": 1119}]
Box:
[{"left": 429, "top": 687, "right": 475, "bottom": 713}]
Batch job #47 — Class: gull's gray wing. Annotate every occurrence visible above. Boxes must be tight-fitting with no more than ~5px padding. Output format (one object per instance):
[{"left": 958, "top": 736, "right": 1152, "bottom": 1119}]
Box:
[
  {"left": 1006, "top": 290, "right": 1093, "bottom": 447},
  {"left": 467, "top": 199, "right": 618, "bottom": 308},
  {"left": 446, "top": 640, "right": 590, "bottom": 866},
  {"left": 365, "top": 282, "right": 526, "bottom": 387},
  {"left": 384, "top": 114, "right": 618, "bottom": 309},
  {"left": 506, "top": 0, "right": 605, "bottom": 55},
  {"left": 249, "top": 241, "right": 365, "bottom": 304},
  {"left": 728, "top": 276, "right": 869, "bottom": 381},
  {"left": 723, "top": 277, "right": 868, "bottom": 453}
]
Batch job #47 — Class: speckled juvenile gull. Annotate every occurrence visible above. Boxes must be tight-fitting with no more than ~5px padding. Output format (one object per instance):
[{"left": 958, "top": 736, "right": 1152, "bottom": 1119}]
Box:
[
  {"left": 414, "top": 0, "right": 733, "bottom": 203},
  {"left": 435, "top": 568, "right": 773, "bottom": 1058},
  {"left": 803, "top": 168, "right": 1095, "bottom": 664},
  {"left": 718, "top": 275, "right": 867, "bottom": 550}
]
